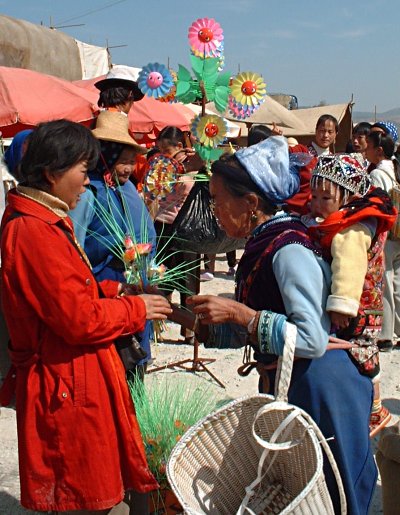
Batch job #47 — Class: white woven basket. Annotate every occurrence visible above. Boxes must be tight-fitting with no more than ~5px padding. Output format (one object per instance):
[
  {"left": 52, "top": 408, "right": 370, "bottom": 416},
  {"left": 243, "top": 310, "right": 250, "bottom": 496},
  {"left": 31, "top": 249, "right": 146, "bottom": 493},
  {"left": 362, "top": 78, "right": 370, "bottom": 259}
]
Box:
[{"left": 167, "top": 325, "right": 346, "bottom": 514}]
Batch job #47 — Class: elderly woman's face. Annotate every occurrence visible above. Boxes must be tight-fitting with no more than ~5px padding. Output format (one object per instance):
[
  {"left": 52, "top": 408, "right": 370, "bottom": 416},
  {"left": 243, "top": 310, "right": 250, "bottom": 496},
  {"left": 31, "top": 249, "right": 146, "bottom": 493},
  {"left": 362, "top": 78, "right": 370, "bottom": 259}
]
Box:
[
  {"left": 209, "top": 174, "right": 252, "bottom": 239},
  {"left": 113, "top": 147, "right": 137, "bottom": 184}
]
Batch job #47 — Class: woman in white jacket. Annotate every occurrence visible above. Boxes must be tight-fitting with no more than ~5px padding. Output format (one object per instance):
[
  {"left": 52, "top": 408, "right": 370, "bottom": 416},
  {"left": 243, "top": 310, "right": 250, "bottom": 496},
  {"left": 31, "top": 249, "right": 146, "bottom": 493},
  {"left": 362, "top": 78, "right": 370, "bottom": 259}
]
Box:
[{"left": 366, "top": 130, "right": 400, "bottom": 351}]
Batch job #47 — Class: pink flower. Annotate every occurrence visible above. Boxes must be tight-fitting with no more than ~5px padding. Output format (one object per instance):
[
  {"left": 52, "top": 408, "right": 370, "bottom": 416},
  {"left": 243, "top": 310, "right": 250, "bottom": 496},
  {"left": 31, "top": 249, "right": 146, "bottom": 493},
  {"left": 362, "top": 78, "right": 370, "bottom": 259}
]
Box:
[
  {"left": 136, "top": 243, "right": 153, "bottom": 255},
  {"left": 123, "top": 247, "right": 136, "bottom": 263},
  {"left": 124, "top": 235, "right": 134, "bottom": 249},
  {"left": 188, "top": 18, "right": 223, "bottom": 56}
]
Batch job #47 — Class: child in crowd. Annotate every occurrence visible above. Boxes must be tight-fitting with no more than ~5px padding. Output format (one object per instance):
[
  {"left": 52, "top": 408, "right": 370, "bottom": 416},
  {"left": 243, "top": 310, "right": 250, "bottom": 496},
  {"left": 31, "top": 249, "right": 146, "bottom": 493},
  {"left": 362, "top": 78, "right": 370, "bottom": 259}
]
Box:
[
  {"left": 304, "top": 154, "right": 396, "bottom": 437},
  {"left": 351, "top": 121, "right": 372, "bottom": 168}
]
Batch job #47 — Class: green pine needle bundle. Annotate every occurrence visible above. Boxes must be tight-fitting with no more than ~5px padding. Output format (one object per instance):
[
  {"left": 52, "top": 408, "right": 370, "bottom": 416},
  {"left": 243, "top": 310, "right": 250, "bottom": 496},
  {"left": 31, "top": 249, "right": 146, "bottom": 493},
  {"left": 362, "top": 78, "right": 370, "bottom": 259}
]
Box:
[{"left": 128, "top": 375, "right": 220, "bottom": 489}]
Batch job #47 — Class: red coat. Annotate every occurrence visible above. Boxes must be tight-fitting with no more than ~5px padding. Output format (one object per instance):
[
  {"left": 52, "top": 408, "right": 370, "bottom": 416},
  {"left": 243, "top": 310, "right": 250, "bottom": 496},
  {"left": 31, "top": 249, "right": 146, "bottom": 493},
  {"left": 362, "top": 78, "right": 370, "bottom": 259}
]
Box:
[{"left": 0, "top": 191, "right": 158, "bottom": 511}]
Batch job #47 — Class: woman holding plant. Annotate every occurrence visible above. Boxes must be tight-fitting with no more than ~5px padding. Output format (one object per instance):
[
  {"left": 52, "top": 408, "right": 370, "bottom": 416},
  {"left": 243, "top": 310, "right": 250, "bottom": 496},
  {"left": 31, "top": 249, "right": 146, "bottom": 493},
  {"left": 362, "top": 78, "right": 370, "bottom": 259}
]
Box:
[{"left": 0, "top": 120, "right": 172, "bottom": 513}]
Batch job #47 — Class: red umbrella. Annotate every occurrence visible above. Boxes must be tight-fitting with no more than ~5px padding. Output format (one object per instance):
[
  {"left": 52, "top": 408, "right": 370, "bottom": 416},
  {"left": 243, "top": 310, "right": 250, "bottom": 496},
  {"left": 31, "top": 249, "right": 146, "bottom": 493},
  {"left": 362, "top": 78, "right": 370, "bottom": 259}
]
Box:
[
  {"left": 0, "top": 67, "right": 99, "bottom": 137},
  {"left": 73, "top": 76, "right": 192, "bottom": 135}
]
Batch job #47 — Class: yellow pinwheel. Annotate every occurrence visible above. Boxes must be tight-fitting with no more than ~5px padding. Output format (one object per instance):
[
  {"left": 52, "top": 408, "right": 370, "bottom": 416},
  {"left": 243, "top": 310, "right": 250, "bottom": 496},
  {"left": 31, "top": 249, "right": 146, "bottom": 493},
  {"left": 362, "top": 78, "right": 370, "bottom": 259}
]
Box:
[
  {"left": 192, "top": 114, "right": 227, "bottom": 148},
  {"left": 230, "top": 71, "right": 266, "bottom": 107}
]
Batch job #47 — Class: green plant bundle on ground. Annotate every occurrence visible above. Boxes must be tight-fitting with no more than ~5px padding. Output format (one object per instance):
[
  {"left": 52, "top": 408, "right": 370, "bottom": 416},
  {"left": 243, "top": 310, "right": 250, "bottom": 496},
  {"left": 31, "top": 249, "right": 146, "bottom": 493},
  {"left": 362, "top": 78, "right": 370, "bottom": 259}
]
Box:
[{"left": 128, "top": 374, "right": 221, "bottom": 489}]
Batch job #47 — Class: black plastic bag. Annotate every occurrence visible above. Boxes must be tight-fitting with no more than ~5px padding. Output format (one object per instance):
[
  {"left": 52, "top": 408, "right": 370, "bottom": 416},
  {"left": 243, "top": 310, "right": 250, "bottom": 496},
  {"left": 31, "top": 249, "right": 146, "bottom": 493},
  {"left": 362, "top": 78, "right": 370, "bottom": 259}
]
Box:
[{"left": 172, "top": 180, "right": 245, "bottom": 254}]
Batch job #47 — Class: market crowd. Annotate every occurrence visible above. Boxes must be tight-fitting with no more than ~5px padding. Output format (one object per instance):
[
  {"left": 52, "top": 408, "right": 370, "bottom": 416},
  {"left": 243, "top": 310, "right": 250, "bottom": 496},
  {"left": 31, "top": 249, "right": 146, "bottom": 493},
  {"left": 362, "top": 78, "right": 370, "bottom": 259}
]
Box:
[{"left": 0, "top": 66, "right": 399, "bottom": 515}]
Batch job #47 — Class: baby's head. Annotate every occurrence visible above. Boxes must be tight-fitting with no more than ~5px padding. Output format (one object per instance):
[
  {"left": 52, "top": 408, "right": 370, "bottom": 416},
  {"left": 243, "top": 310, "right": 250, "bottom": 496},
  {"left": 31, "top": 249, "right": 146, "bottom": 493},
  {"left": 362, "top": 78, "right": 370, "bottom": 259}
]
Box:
[{"left": 310, "top": 154, "right": 370, "bottom": 220}]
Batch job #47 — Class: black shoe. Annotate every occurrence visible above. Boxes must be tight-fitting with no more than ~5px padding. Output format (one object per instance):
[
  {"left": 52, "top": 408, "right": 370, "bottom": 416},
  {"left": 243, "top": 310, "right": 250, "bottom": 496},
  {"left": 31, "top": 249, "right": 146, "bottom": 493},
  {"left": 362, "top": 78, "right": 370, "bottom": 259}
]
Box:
[{"left": 377, "top": 340, "right": 394, "bottom": 352}]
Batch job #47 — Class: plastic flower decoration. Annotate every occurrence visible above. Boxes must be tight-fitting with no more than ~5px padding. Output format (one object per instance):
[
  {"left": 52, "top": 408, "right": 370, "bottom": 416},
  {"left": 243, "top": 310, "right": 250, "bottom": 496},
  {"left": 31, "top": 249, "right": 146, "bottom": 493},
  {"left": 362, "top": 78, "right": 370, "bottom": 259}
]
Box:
[
  {"left": 230, "top": 71, "right": 266, "bottom": 107},
  {"left": 188, "top": 17, "right": 224, "bottom": 57},
  {"left": 157, "top": 69, "right": 177, "bottom": 103},
  {"left": 144, "top": 154, "right": 184, "bottom": 201},
  {"left": 138, "top": 63, "right": 174, "bottom": 99},
  {"left": 191, "top": 114, "right": 227, "bottom": 148},
  {"left": 122, "top": 240, "right": 153, "bottom": 264},
  {"left": 228, "top": 96, "right": 264, "bottom": 120}
]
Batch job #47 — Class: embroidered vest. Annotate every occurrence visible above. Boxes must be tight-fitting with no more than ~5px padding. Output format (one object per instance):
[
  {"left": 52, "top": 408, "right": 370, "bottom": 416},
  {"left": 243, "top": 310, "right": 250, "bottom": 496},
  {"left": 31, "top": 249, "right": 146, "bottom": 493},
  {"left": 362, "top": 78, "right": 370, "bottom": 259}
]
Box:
[{"left": 337, "top": 232, "right": 386, "bottom": 342}]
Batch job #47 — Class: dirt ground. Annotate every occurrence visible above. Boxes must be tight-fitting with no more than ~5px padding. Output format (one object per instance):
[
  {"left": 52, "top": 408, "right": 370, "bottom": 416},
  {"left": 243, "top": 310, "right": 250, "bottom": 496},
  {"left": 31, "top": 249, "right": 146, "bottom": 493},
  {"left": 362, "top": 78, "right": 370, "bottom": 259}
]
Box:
[{"left": 1, "top": 254, "right": 399, "bottom": 514}]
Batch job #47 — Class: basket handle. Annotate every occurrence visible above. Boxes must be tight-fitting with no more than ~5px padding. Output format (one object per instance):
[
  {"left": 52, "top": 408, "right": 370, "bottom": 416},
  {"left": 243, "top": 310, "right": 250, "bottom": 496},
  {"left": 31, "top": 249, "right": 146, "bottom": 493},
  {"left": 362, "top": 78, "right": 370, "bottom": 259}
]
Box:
[
  {"left": 251, "top": 403, "right": 306, "bottom": 451},
  {"left": 274, "top": 322, "right": 297, "bottom": 402},
  {"left": 261, "top": 320, "right": 347, "bottom": 514},
  {"left": 237, "top": 407, "right": 306, "bottom": 515},
  {"left": 239, "top": 405, "right": 347, "bottom": 515}
]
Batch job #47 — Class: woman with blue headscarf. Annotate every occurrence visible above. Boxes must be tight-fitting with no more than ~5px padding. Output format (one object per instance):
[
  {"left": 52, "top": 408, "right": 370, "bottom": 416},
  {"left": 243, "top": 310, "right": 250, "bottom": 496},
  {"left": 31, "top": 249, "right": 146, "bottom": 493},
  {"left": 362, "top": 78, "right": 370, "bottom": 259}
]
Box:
[
  {"left": 4, "top": 130, "right": 33, "bottom": 181},
  {"left": 188, "top": 137, "right": 377, "bottom": 514}
]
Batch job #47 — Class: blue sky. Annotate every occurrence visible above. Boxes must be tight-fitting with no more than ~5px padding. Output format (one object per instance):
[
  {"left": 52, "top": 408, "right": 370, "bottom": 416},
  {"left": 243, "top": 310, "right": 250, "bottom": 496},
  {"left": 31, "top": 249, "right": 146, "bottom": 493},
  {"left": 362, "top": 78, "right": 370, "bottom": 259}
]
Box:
[{"left": 1, "top": 0, "right": 398, "bottom": 112}]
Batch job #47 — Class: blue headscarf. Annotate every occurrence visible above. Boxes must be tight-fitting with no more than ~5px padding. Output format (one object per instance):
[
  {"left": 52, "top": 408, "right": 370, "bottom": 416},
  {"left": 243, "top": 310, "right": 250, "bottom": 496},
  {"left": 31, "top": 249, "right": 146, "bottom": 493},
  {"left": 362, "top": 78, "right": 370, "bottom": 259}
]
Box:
[
  {"left": 374, "top": 121, "right": 398, "bottom": 142},
  {"left": 235, "top": 136, "right": 310, "bottom": 204},
  {"left": 4, "top": 130, "right": 34, "bottom": 178}
]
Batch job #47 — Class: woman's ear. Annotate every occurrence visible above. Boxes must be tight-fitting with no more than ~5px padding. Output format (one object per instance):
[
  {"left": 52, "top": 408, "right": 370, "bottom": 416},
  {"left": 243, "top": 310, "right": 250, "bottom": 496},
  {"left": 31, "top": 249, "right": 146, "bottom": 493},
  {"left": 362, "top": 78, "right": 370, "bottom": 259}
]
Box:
[
  {"left": 245, "top": 192, "right": 259, "bottom": 211},
  {"left": 44, "top": 169, "right": 55, "bottom": 185}
]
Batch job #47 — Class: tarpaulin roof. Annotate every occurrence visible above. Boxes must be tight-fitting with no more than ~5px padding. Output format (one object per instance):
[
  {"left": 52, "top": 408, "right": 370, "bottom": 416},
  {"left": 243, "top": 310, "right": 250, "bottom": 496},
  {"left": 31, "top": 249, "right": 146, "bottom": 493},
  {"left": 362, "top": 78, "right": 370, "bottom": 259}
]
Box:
[
  {"left": 0, "top": 14, "right": 109, "bottom": 80},
  {"left": 0, "top": 66, "right": 99, "bottom": 137}
]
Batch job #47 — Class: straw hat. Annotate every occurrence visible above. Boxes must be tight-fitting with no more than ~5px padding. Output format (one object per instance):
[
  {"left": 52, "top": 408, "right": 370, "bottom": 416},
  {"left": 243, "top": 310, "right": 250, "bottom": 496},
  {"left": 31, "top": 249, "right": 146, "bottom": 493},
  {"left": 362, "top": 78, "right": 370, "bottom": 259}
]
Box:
[
  {"left": 92, "top": 110, "right": 147, "bottom": 154},
  {"left": 95, "top": 65, "right": 144, "bottom": 101}
]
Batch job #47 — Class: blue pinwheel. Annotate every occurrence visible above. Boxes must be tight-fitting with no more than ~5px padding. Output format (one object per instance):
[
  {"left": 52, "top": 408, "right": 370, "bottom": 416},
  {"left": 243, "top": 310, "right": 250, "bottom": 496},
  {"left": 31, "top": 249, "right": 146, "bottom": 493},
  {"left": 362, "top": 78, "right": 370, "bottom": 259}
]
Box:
[{"left": 138, "top": 63, "right": 174, "bottom": 99}]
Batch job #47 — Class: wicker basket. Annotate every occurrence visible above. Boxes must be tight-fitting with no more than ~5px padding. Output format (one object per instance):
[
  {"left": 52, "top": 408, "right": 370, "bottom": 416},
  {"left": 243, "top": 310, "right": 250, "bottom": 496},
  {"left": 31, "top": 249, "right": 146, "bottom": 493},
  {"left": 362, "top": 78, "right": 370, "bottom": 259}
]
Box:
[{"left": 167, "top": 325, "right": 346, "bottom": 514}]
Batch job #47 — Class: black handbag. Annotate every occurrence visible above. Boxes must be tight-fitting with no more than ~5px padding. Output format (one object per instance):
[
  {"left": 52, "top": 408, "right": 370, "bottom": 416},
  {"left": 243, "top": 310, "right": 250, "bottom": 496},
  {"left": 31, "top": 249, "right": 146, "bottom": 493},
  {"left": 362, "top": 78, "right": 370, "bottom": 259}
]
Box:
[
  {"left": 172, "top": 179, "right": 245, "bottom": 254},
  {"left": 114, "top": 334, "right": 148, "bottom": 371}
]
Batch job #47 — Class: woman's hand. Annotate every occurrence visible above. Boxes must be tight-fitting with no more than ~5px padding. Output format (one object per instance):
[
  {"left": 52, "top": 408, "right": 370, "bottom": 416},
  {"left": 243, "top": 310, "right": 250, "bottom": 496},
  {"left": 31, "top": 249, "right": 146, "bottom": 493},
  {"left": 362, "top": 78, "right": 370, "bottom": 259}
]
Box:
[
  {"left": 271, "top": 122, "right": 283, "bottom": 136},
  {"left": 187, "top": 295, "right": 256, "bottom": 327},
  {"left": 119, "top": 283, "right": 164, "bottom": 295},
  {"left": 138, "top": 294, "right": 172, "bottom": 320},
  {"left": 330, "top": 311, "right": 351, "bottom": 329}
]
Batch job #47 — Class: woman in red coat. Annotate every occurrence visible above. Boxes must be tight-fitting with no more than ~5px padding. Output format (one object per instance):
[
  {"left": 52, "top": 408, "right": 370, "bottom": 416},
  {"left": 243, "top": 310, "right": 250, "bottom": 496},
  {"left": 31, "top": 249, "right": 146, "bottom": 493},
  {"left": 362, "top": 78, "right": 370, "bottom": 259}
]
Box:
[{"left": 0, "top": 120, "right": 171, "bottom": 513}]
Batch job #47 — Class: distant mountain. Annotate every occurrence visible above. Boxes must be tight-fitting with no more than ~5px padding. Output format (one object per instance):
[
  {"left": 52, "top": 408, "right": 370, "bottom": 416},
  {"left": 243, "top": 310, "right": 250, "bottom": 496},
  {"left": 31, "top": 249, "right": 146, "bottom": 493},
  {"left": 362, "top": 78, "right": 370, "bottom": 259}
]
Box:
[{"left": 353, "top": 108, "right": 400, "bottom": 130}]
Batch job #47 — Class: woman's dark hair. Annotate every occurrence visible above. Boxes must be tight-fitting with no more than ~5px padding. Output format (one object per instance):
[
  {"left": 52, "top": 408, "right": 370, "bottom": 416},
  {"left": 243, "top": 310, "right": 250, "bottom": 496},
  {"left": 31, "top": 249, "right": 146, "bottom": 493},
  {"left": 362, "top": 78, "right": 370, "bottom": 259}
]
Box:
[
  {"left": 146, "top": 146, "right": 160, "bottom": 160},
  {"left": 367, "top": 131, "right": 395, "bottom": 159},
  {"left": 247, "top": 125, "right": 273, "bottom": 147},
  {"left": 394, "top": 148, "right": 400, "bottom": 181},
  {"left": 315, "top": 114, "right": 339, "bottom": 133},
  {"left": 211, "top": 153, "right": 277, "bottom": 215},
  {"left": 98, "top": 87, "right": 134, "bottom": 108},
  {"left": 19, "top": 120, "right": 100, "bottom": 190},
  {"left": 156, "top": 126, "right": 185, "bottom": 147},
  {"left": 352, "top": 121, "right": 371, "bottom": 136}
]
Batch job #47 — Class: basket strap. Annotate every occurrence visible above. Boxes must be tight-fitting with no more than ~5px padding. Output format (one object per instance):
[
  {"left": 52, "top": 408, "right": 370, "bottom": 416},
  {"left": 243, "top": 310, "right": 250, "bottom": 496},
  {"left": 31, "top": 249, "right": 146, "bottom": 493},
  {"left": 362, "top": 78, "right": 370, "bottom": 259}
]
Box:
[
  {"left": 237, "top": 408, "right": 305, "bottom": 515},
  {"left": 297, "top": 410, "right": 347, "bottom": 514},
  {"left": 269, "top": 316, "right": 347, "bottom": 512},
  {"left": 274, "top": 322, "right": 297, "bottom": 402},
  {"left": 251, "top": 403, "right": 306, "bottom": 451}
]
